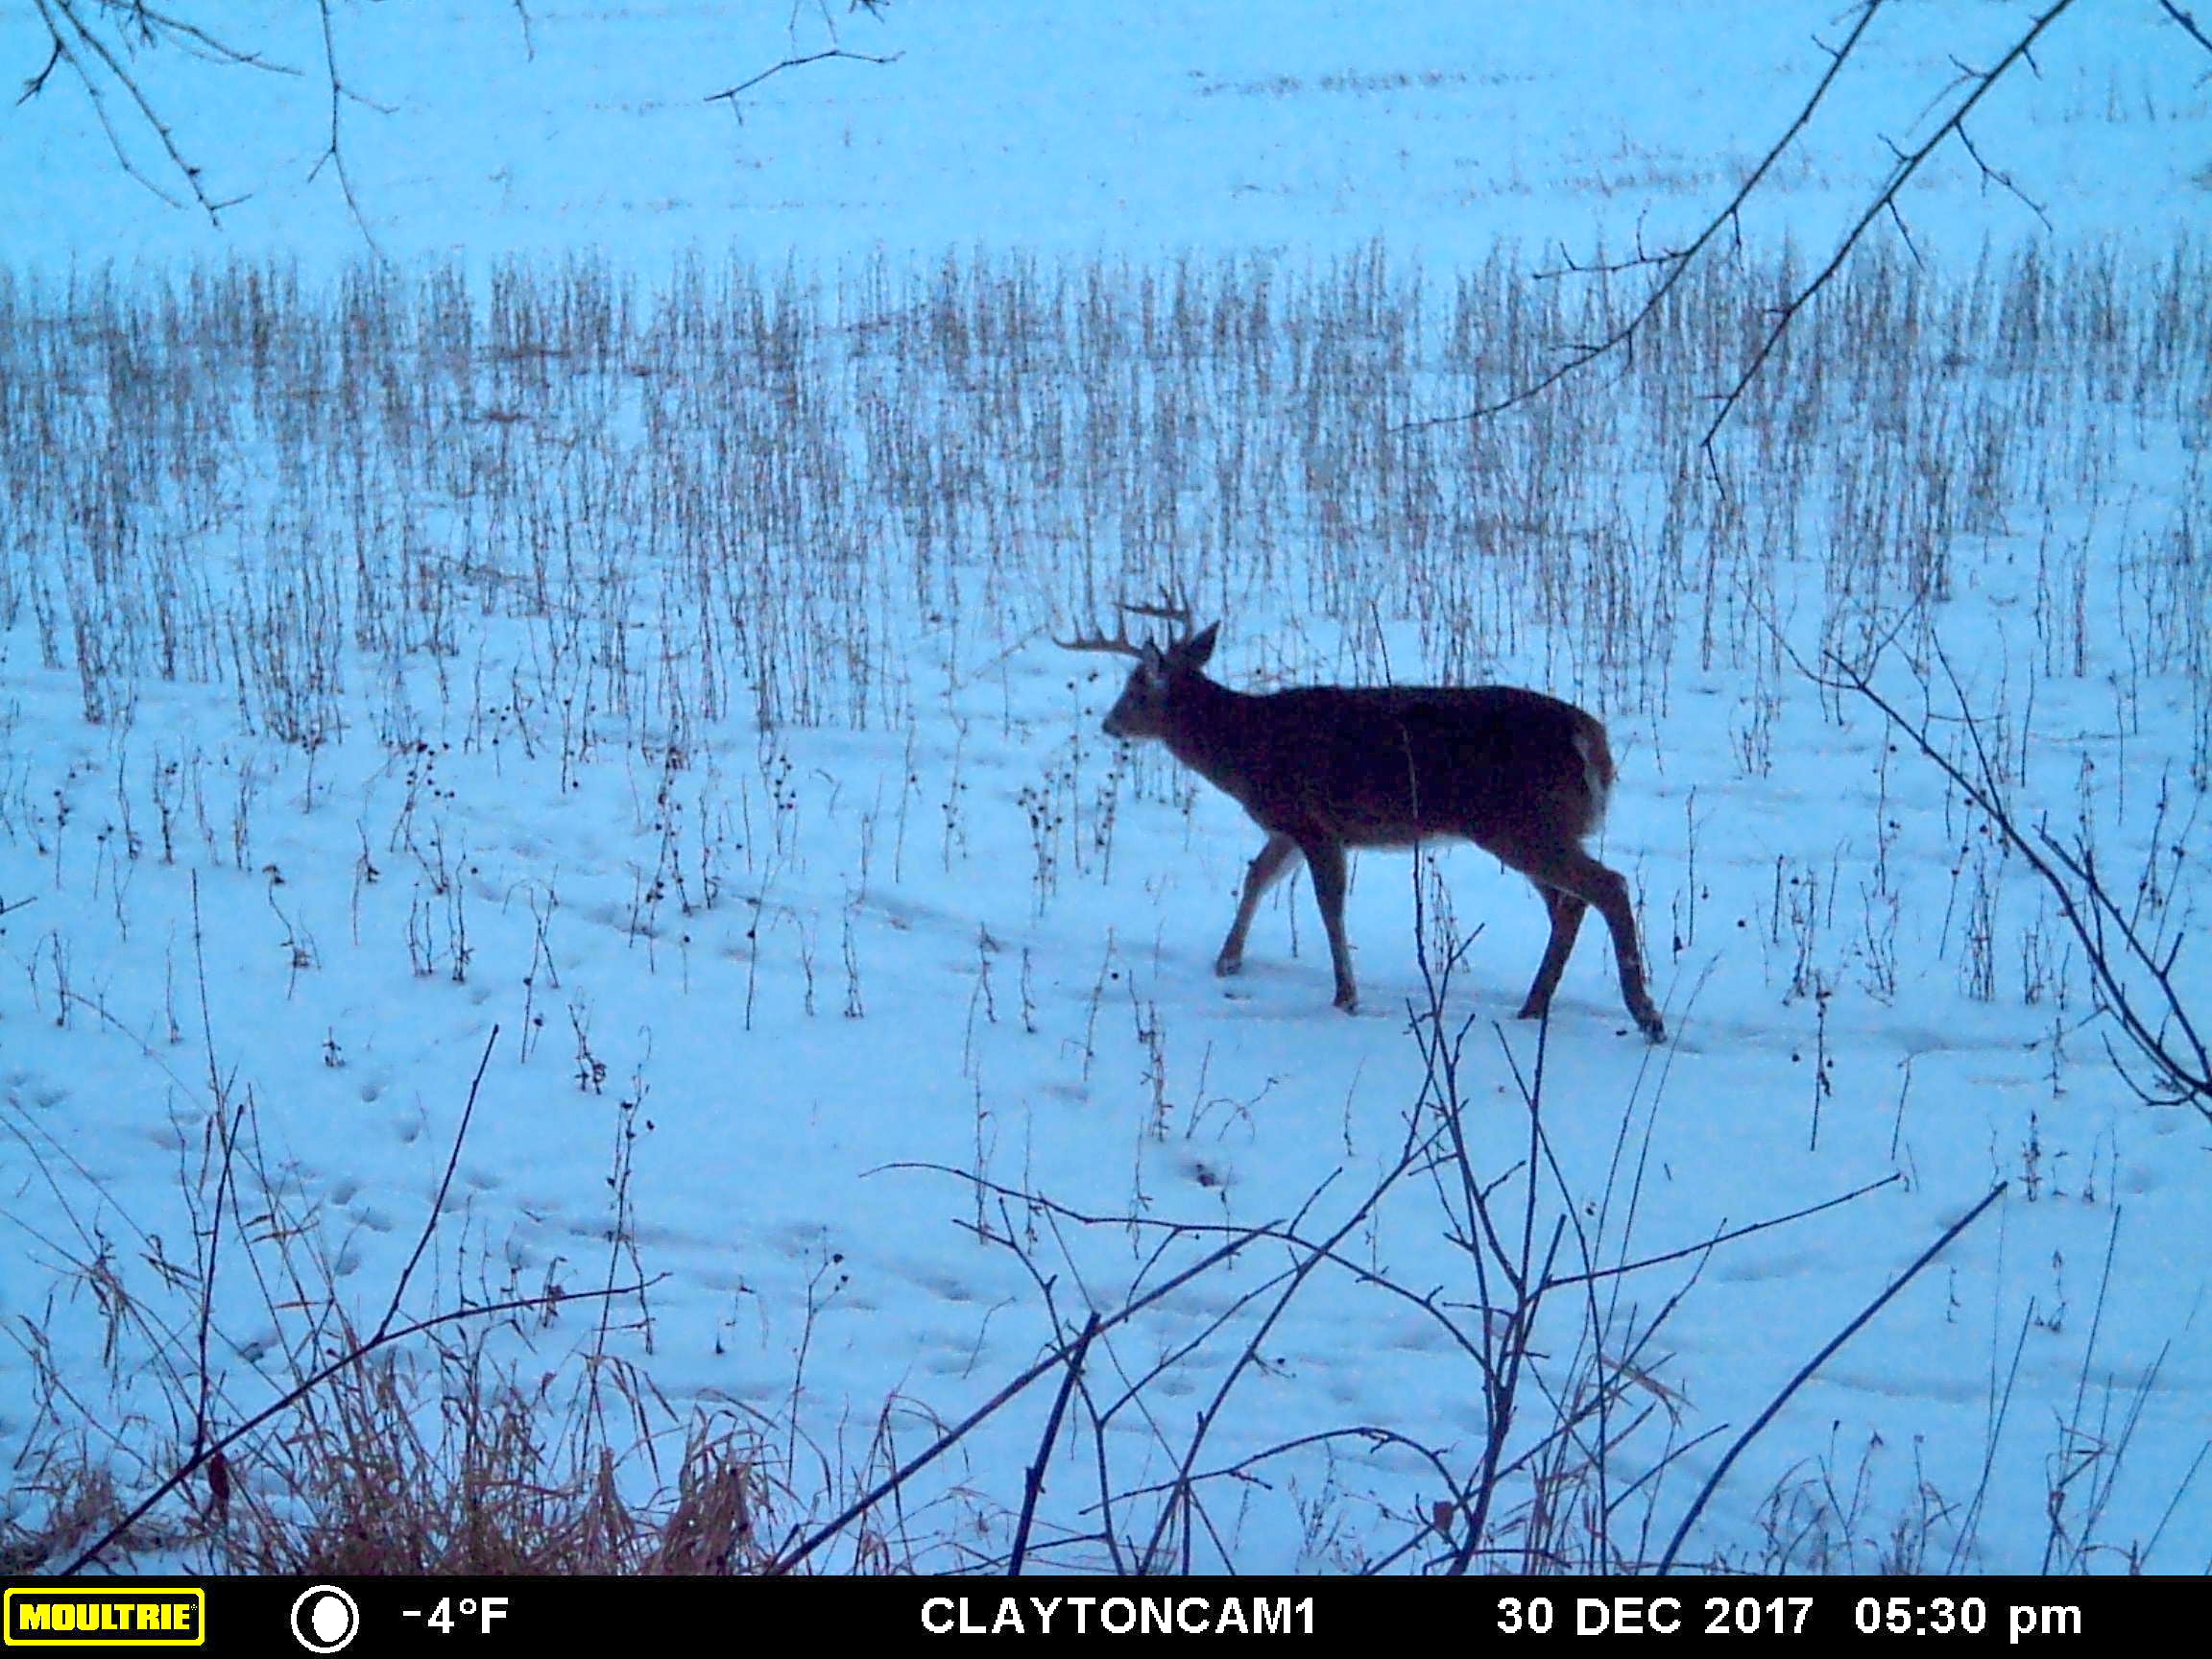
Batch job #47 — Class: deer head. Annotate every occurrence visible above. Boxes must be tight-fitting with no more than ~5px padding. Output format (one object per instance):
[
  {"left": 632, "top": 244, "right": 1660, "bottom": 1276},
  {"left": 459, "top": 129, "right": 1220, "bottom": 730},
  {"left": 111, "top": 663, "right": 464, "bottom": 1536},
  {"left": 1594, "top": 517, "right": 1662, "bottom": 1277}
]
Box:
[{"left": 1053, "top": 604, "right": 1218, "bottom": 742}]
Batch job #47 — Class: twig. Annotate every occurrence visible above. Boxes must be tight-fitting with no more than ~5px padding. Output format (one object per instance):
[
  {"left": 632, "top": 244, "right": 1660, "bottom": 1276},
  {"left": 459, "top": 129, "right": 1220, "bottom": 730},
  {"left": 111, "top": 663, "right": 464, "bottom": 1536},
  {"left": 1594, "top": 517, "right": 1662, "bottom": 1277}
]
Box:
[
  {"left": 307, "top": 0, "right": 389, "bottom": 257},
  {"left": 1550, "top": 1172, "right": 1903, "bottom": 1288},
  {"left": 30, "top": 0, "right": 232, "bottom": 221},
  {"left": 1008, "top": 1310, "right": 1098, "bottom": 1575},
  {"left": 1696, "top": 0, "right": 2079, "bottom": 460},
  {"left": 1656, "top": 1182, "right": 2007, "bottom": 1572},
  {"left": 767, "top": 1230, "right": 1261, "bottom": 1574},
  {"left": 1397, "top": 0, "right": 1889, "bottom": 435},
  {"left": 1815, "top": 644, "right": 2210, "bottom": 1118},
  {"left": 705, "top": 47, "right": 902, "bottom": 111},
  {"left": 2159, "top": 1, "right": 2212, "bottom": 58},
  {"left": 374, "top": 1025, "right": 500, "bottom": 1344},
  {"left": 1402, "top": 0, "right": 2082, "bottom": 466},
  {"left": 25, "top": 0, "right": 304, "bottom": 211}
]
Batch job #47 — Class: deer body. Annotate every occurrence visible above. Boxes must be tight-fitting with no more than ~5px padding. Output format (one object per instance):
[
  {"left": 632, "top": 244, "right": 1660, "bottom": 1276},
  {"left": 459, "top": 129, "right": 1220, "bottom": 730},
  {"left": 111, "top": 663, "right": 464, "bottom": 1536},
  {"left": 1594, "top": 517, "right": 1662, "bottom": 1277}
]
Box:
[{"left": 1075, "top": 619, "right": 1665, "bottom": 1042}]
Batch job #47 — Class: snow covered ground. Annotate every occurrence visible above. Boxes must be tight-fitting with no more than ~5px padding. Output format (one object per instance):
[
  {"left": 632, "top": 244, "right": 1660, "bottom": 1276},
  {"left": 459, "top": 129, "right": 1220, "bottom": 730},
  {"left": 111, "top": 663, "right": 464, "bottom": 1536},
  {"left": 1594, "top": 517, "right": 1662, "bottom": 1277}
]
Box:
[{"left": 1, "top": 2, "right": 2207, "bottom": 1573}]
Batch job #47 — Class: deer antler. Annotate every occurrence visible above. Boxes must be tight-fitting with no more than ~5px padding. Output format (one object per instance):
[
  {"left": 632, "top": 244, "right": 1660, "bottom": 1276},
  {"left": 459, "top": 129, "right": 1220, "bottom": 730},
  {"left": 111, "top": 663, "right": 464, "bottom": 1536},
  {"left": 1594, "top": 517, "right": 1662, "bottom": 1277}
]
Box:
[
  {"left": 1052, "top": 594, "right": 1195, "bottom": 657},
  {"left": 1119, "top": 595, "right": 1194, "bottom": 630},
  {"left": 1051, "top": 616, "right": 1149, "bottom": 658}
]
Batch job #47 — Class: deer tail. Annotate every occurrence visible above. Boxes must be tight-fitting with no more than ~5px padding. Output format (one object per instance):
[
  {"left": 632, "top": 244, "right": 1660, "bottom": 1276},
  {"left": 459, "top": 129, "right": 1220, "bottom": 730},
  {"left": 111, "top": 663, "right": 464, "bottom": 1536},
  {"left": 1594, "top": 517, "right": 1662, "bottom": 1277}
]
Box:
[{"left": 1573, "top": 716, "right": 1616, "bottom": 830}]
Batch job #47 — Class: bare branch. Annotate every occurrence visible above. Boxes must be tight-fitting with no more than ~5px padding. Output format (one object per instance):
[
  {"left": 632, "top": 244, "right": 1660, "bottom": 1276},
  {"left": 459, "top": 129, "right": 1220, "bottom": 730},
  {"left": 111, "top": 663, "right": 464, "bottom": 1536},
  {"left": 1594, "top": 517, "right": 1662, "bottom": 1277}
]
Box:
[
  {"left": 1405, "top": 0, "right": 2083, "bottom": 458},
  {"left": 1657, "top": 1182, "right": 2008, "bottom": 1572},
  {"left": 1810, "top": 642, "right": 2211, "bottom": 1121},
  {"left": 1696, "top": 0, "right": 2079, "bottom": 458},
  {"left": 30, "top": 0, "right": 229, "bottom": 221},
  {"left": 766, "top": 1226, "right": 1263, "bottom": 1573},
  {"left": 21, "top": 2, "right": 402, "bottom": 240},
  {"left": 306, "top": 0, "right": 386, "bottom": 258},
  {"left": 1399, "top": 0, "right": 1890, "bottom": 434},
  {"left": 2159, "top": 1, "right": 2212, "bottom": 58},
  {"left": 704, "top": 45, "right": 902, "bottom": 111},
  {"left": 1954, "top": 119, "right": 2052, "bottom": 228},
  {"left": 1006, "top": 1311, "right": 1099, "bottom": 1575},
  {"left": 116, "top": 4, "right": 302, "bottom": 77}
]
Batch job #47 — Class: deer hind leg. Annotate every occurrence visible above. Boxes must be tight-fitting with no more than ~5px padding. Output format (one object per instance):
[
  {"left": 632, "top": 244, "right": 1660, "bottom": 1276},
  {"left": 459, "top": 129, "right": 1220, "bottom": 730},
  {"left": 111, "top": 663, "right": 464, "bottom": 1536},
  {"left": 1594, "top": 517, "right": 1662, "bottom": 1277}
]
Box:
[
  {"left": 1517, "top": 882, "right": 1589, "bottom": 1023},
  {"left": 1215, "top": 831, "right": 1297, "bottom": 977},
  {"left": 1296, "top": 837, "right": 1359, "bottom": 1013},
  {"left": 1503, "top": 842, "right": 1665, "bottom": 1043}
]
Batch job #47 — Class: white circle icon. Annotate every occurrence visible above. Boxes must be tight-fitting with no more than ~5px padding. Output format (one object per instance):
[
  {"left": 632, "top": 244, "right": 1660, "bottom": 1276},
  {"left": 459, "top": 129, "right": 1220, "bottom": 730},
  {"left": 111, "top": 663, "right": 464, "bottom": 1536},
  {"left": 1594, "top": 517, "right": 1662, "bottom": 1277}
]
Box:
[{"left": 290, "top": 1585, "right": 361, "bottom": 1653}]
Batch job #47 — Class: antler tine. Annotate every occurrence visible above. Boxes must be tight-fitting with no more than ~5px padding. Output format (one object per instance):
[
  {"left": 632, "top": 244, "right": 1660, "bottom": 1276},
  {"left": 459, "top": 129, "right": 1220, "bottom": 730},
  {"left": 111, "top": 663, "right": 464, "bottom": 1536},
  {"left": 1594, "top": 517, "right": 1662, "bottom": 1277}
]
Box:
[
  {"left": 1055, "top": 590, "right": 1195, "bottom": 656},
  {"left": 1117, "top": 590, "right": 1196, "bottom": 639},
  {"left": 1051, "top": 615, "right": 1149, "bottom": 658}
]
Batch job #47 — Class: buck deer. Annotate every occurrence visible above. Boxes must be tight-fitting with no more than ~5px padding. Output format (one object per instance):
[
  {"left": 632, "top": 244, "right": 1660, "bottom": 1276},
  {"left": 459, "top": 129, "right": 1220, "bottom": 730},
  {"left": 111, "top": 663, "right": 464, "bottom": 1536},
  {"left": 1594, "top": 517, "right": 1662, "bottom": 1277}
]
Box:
[{"left": 1060, "top": 608, "right": 1666, "bottom": 1041}]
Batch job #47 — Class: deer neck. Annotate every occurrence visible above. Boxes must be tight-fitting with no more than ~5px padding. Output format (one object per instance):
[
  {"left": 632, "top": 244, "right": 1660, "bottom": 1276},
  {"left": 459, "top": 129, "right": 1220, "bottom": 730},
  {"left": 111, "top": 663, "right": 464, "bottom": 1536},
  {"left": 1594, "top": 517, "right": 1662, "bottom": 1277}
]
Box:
[{"left": 1163, "top": 675, "right": 1264, "bottom": 795}]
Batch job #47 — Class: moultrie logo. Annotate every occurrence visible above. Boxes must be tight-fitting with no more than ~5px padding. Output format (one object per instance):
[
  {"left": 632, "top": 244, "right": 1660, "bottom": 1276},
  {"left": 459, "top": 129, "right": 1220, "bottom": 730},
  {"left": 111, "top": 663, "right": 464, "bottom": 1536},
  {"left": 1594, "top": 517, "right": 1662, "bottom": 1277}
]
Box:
[{"left": 4, "top": 1587, "right": 204, "bottom": 1647}]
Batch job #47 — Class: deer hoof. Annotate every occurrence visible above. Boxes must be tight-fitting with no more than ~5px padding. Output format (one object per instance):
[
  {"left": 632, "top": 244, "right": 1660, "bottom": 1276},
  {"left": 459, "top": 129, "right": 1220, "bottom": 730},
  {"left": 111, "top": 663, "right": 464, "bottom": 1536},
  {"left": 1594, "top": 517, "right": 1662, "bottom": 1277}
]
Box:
[{"left": 1214, "top": 954, "right": 1242, "bottom": 978}]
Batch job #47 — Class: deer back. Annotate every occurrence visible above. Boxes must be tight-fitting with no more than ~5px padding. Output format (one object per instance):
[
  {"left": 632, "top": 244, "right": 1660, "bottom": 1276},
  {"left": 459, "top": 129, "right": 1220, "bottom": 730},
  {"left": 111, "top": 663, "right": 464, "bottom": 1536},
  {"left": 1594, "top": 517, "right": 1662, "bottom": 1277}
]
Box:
[{"left": 1157, "top": 678, "right": 1612, "bottom": 853}]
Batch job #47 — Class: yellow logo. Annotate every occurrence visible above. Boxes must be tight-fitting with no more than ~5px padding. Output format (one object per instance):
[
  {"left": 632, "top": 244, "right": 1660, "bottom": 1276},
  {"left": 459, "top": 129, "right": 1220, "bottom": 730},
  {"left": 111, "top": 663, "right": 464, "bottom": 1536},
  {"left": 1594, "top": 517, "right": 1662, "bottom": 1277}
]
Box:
[{"left": 4, "top": 1589, "right": 204, "bottom": 1647}]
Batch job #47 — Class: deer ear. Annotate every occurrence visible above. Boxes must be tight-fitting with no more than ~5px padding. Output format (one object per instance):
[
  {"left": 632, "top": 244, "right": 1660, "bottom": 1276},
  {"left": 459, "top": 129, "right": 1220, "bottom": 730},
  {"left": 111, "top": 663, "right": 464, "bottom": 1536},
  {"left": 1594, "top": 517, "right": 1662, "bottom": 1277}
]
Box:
[{"left": 1181, "top": 623, "right": 1220, "bottom": 669}]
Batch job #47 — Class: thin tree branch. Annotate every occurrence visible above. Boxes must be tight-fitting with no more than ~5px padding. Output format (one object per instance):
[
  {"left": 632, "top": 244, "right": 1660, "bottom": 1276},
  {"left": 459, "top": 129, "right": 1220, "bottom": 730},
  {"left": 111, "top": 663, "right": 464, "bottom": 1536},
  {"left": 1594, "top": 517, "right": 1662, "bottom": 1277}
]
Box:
[
  {"left": 1696, "top": 0, "right": 2079, "bottom": 458},
  {"left": 114, "top": 4, "right": 301, "bottom": 77},
  {"left": 374, "top": 1024, "right": 500, "bottom": 1344},
  {"left": 1656, "top": 1181, "right": 2008, "bottom": 1572},
  {"left": 1398, "top": 0, "right": 1889, "bottom": 434},
  {"left": 307, "top": 0, "right": 386, "bottom": 257},
  {"left": 31, "top": 0, "right": 228, "bottom": 220},
  {"left": 2159, "top": 1, "right": 2212, "bottom": 58},
  {"left": 705, "top": 47, "right": 902, "bottom": 111},
  {"left": 1007, "top": 1311, "right": 1099, "bottom": 1575},
  {"left": 766, "top": 1228, "right": 1262, "bottom": 1574},
  {"left": 1812, "top": 642, "right": 2211, "bottom": 1118}
]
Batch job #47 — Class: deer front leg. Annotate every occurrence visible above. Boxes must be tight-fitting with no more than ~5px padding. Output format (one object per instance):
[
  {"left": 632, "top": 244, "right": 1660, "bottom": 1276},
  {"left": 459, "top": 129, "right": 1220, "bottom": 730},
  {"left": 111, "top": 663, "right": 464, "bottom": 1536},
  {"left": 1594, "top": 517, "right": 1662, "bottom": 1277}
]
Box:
[{"left": 1216, "top": 831, "right": 1296, "bottom": 976}]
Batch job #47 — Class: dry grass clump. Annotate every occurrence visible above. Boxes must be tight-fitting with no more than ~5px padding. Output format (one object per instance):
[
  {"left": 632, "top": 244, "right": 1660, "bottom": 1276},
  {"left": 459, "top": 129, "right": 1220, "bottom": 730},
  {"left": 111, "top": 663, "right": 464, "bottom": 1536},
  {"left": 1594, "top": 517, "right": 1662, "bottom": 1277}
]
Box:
[{"left": 10, "top": 1355, "right": 782, "bottom": 1576}]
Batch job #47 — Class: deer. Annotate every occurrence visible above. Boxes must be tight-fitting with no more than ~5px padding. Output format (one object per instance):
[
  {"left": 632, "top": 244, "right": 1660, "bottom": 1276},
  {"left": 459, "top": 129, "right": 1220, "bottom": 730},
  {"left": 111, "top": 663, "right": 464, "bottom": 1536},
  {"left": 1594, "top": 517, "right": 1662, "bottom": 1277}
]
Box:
[{"left": 1059, "top": 606, "right": 1666, "bottom": 1042}]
